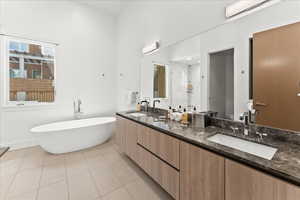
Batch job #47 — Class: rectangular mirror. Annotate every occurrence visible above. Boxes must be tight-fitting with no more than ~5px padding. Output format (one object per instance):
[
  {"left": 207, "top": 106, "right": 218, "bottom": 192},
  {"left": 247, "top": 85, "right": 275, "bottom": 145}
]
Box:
[{"left": 140, "top": 1, "right": 300, "bottom": 132}]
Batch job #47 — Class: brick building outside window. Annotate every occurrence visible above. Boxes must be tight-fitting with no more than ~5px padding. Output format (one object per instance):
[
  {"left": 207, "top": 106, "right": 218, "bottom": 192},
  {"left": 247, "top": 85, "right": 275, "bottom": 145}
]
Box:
[{"left": 7, "top": 39, "right": 55, "bottom": 104}]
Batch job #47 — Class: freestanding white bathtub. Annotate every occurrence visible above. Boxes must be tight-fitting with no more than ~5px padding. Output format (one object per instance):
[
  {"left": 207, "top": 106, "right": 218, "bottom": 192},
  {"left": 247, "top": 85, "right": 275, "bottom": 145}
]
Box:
[{"left": 31, "top": 117, "right": 116, "bottom": 154}]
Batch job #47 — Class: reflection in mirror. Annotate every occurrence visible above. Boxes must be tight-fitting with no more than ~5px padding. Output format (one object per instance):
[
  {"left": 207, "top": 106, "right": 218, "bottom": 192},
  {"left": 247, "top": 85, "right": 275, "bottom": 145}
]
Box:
[
  {"left": 169, "top": 56, "right": 201, "bottom": 111},
  {"left": 209, "top": 49, "right": 234, "bottom": 120},
  {"left": 141, "top": 35, "right": 201, "bottom": 111},
  {"left": 252, "top": 22, "right": 300, "bottom": 132},
  {"left": 140, "top": 2, "right": 300, "bottom": 132},
  {"left": 153, "top": 64, "right": 167, "bottom": 98}
]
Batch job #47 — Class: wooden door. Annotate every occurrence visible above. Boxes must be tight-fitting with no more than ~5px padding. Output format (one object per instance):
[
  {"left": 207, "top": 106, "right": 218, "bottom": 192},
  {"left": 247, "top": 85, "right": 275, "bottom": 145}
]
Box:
[
  {"left": 180, "top": 142, "right": 225, "bottom": 200},
  {"left": 226, "top": 159, "right": 276, "bottom": 200},
  {"left": 253, "top": 22, "right": 300, "bottom": 131}
]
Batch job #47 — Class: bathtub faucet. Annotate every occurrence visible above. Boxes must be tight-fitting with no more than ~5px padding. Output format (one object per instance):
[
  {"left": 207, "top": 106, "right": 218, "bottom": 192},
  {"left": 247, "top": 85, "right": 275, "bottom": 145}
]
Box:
[{"left": 74, "top": 99, "right": 84, "bottom": 119}]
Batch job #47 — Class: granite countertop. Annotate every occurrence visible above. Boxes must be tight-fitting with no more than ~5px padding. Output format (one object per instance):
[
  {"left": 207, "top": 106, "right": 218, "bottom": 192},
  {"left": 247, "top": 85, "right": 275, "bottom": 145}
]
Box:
[
  {"left": 0, "top": 147, "right": 9, "bottom": 158},
  {"left": 117, "top": 111, "right": 300, "bottom": 187}
]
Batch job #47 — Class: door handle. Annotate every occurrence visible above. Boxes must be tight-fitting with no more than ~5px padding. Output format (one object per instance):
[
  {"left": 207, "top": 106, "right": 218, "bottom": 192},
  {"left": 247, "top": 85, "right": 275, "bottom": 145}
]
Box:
[{"left": 255, "top": 102, "right": 267, "bottom": 107}]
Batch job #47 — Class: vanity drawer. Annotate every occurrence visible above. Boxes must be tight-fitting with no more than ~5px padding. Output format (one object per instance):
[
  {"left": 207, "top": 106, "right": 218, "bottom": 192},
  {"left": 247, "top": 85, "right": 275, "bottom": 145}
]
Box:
[
  {"left": 137, "top": 145, "right": 179, "bottom": 200},
  {"left": 137, "top": 126, "right": 180, "bottom": 169}
]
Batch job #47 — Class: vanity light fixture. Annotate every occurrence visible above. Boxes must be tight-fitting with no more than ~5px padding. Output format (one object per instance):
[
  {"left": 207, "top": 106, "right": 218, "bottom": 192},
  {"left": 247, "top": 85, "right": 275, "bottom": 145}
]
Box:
[
  {"left": 142, "top": 41, "right": 160, "bottom": 55},
  {"left": 225, "top": 0, "right": 279, "bottom": 18}
]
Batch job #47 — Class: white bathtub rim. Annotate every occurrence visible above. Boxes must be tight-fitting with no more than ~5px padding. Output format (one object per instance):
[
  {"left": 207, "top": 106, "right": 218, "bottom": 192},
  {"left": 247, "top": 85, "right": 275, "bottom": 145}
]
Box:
[{"left": 31, "top": 117, "right": 116, "bottom": 134}]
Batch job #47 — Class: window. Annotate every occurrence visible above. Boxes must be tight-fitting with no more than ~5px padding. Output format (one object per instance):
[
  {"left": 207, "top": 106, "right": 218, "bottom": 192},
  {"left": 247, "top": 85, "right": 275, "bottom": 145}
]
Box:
[
  {"left": 4, "top": 38, "right": 56, "bottom": 106},
  {"left": 41, "top": 46, "right": 55, "bottom": 57},
  {"left": 9, "top": 41, "right": 29, "bottom": 52},
  {"left": 32, "top": 70, "right": 41, "bottom": 79}
]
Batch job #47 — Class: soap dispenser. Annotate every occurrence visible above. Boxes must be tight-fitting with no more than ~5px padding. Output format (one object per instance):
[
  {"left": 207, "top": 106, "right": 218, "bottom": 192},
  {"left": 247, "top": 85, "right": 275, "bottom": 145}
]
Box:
[
  {"left": 181, "top": 108, "right": 189, "bottom": 124},
  {"left": 136, "top": 102, "right": 141, "bottom": 111}
]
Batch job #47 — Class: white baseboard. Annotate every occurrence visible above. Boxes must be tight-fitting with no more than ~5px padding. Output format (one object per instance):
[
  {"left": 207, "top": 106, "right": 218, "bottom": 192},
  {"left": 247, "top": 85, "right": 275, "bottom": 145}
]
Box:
[{"left": 1, "top": 139, "right": 38, "bottom": 151}]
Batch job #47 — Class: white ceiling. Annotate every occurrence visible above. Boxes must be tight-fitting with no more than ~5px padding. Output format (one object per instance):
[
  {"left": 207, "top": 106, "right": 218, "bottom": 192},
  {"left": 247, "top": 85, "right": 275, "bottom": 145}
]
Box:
[
  {"left": 73, "top": 0, "right": 123, "bottom": 16},
  {"left": 78, "top": 0, "right": 123, "bottom": 16},
  {"left": 75, "top": 0, "right": 235, "bottom": 16}
]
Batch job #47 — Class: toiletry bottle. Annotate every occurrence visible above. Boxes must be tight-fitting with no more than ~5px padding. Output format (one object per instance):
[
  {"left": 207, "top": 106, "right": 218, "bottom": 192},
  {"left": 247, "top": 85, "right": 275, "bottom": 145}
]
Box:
[
  {"left": 244, "top": 114, "right": 249, "bottom": 136},
  {"left": 136, "top": 102, "right": 141, "bottom": 111},
  {"left": 178, "top": 105, "right": 182, "bottom": 113},
  {"left": 171, "top": 108, "right": 176, "bottom": 120},
  {"left": 191, "top": 107, "right": 197, "bottom": 125},
  {"left": 188, "top": 109, "right": 193, "bottom": 123},
  {"left": 181, "top": 108, "right": 189, "bottom": 124},
  {"left": 168, "top": 106, "right": 172, "bottom": 119},
  {"left": 193, "top": 107, "right": 197, "bottom": 115}
]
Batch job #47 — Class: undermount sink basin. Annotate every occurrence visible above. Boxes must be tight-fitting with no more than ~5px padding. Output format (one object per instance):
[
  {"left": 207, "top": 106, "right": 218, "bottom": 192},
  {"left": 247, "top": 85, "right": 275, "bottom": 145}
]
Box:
[
  {"left": 129, "top": 112, "right": 146, "bottom": 117},
  {"left": 207, "top": 134, "right": 278, "bottom": 160}
]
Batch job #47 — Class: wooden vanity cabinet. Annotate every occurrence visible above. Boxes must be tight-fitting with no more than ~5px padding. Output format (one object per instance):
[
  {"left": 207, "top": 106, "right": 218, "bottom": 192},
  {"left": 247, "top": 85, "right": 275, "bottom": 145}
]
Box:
[
  {"left": 225, "top": 159, "right": 300, "bottom": 200},
  {"left": 116, "top": 116, "right": 179, "bottom": 199},
  {"left": 115, "top": 116, "right": 138, "bottom": 162},
  {"left": 180, "top": 141, "right": 225, "bottom": 200},
  {"left": 116, "top": 116, "right": 300, "bottom": 200}
]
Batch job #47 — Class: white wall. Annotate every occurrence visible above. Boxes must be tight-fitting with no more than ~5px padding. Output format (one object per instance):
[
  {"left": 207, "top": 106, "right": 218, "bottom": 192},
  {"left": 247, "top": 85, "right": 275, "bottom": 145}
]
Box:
[
  {"left": 0, "top": 1, "right": 117, "bottom": 149},
  {"left": 189, "top": 64, "right": 201, "bottom": 111},
  {"left": 170, "top": 63, "right": 188, "bottom": 109},
  {"left": 169, "top": 35, "right": 201, "bottom": 62}
]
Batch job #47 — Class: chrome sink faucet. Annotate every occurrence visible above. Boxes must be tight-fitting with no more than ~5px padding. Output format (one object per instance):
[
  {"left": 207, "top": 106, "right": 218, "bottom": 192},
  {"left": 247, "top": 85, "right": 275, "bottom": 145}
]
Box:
[
  {"left": 140, "top": 100, "right": 150, "bottom": 112},
  {"left": 255, "top": 131, "right": 268, "bottom": 142},
  {"left": 73, "top": 98, "right": 83, "bottom": 119},
  {"left": 230, "top": 126, "right": 239, "bottom": 135},
  {"left": 240, "top": 112, "right": 249, "bottom": 136}
]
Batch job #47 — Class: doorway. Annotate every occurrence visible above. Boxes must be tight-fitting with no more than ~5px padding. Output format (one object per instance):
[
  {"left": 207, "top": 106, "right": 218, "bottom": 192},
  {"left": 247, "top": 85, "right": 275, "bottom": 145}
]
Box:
[{"left": 209, "top": 48, "right": 234, "bottom": 120}]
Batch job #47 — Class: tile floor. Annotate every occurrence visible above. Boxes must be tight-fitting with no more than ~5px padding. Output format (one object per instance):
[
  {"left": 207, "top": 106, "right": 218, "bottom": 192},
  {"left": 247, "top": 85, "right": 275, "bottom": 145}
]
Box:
[{"left": 0, "top": 140, "right": 173, "bottom": 200}]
